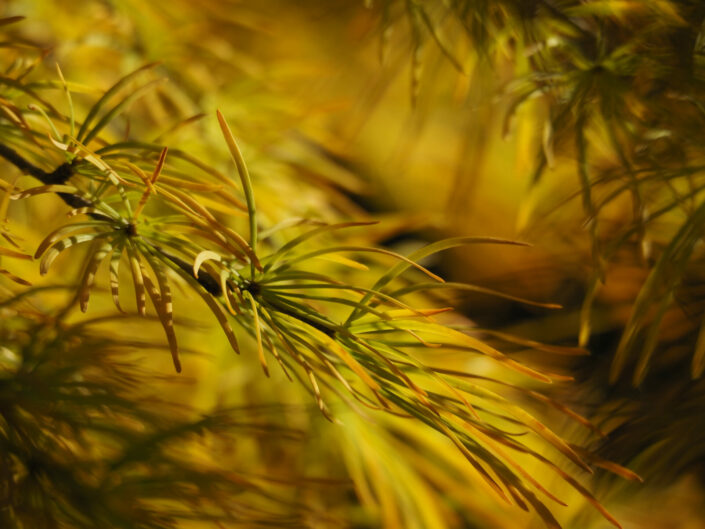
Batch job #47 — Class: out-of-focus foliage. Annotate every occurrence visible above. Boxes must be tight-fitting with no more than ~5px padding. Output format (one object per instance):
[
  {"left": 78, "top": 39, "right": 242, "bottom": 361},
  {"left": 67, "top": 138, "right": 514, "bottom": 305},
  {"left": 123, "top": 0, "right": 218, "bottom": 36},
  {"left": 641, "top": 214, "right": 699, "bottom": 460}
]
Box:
[
  {"left": 341, "top": 1, "right": 705, "bottom": 527},
  {"left": 359, "top": 0, "right": 705, "bottom": 384},
  {"left": 0, "top": 294, "right": 342, "bottom": 528},
  {"left": 4, "top": 1, "right": 705, "bottom": 528},
  {"left": 0, "top": 7, "right": 634, "bottom": 529}
]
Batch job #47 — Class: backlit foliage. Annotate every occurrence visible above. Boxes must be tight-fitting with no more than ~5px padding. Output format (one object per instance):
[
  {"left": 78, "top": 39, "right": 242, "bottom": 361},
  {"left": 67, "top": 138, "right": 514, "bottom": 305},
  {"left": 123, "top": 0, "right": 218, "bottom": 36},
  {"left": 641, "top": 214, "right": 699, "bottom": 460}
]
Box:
[{"left": 5, "top": 1, "right": 705, "bottom": 528}]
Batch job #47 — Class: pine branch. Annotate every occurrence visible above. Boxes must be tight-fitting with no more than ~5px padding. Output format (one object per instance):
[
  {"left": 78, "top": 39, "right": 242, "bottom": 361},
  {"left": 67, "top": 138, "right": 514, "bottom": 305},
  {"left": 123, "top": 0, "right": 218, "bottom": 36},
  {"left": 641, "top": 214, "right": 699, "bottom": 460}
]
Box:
[
  {"left": 0, "top": 142, "right": 92, "bottom": 211},
  {"left": 0, "top": 142, "right": 226, "bottom": 297}
]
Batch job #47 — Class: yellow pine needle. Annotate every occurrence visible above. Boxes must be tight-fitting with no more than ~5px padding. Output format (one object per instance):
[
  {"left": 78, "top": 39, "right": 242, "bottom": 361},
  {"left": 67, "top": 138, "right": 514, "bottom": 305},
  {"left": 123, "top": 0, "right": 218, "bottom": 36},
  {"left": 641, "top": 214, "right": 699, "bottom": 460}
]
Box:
[
  {"left": 579, "top": 277, "right": 600, "bottom": 347},
  {"left": 152, "top": 112, "right": 205, "bottom": 143},
  {"left": 127, "top": 244, "right": 146, "bottom": 316},
  {"left": 0, "top": 102, "right": 22, "bottom": 125},
  {"left": 445, "top": 325, "right": 556, "bottom": 383},
  {"left": 403, "top": 359, "right": 479, "bottom": 420},
  {"left": 109, "top": 244, "right": 124, "bottom": 313},
  {"left": 125, "top": 162, "right": 153, "bottom": 191},
  {"left": 255, "top": 314, "right": 291, "bottom": 380},
  {"left": 159, "top": 187, "right": 259, "bottom": 267},
  {"left": 0, "top": 268, "right": 31, "bottom": 285},
  {"left": 465, "top": 422, "right": 568, "bottom": 507},
  {"left": 510, "top": 406, "right": 592, "bottom": 474},
  {"left": 0, "top": 175, "right": 18, "bottom": 223},
  {"left": 193, "top": 250, "right": 222, "bottom": 278},
  {"left": 12, "top": 184, "right": 78, "bottom": 200},
  {"left": 542, "top": 461, "right": 622, "bottom": 528},
  {"left": 152, "top": 176, "right": 221, "bottom": 192},
  {"left": 305, "top": 367, "right": 334, "bottom": 422},
  {"left": 569, "top": 444, "right": 643, "bottom": 482},
  {"left": 54, "top": 134, "right": 129, "bottom": 186},
  {"left": 315, "top": 254, "right": 369, "bottom": 271},
  {"left": 435, "top": 421, "right": 511, "bottom": 506},
  {"left": 194, "top": 194, "right": 247, "bottom": 217},
  {"left": 244, "top": 290, "right": 269, "bottom": 377},
  {"left": 383, "top": 308, "right": 453, "bottom": 319},
  {"left": 305, "top": 325, "right": 381, "bottom": 392},
  {"left": 40, "top": 233, "right": 108, "bottom": 275},
  {"left": 67, "top": 207, "right": 100, "bottom": 218},
  {"left": 27, "top": 103, "right": 62, "bottom": 141},
  {"left": 133, "top": 147, "right": 167, "bottom": 222},
  {"left": 0, "top": 247, "right": 31, "bottom": 259},
  {"left": 78, "top": 242, "right": 111, "bottom": 312},
  {"left": 404, "top": 328, "right": 442, "bottom": 348},
  {"left": 154, "top": 190, "right": 246, "bottom": 259},
  {"left": 55, "top": 62, "right": 75, "bottom": 141},
  {"left": 220, "top": 271, "right": 241, "bottom": 316},
  {"left": 216, "top": 110, "right": 258, "bottom": 275},
  {"left": 352, "top": 337, "right": 428, "bottom": 398},
  {"left": 35, "top": 224, "right": 93, "bottom": 259},
  {"left": 266, "top": 339, "right": 292, "bottom": 381},
  {"left": 193, "top": 285, "right": 240, "bottom": 354},
  {"left": 142, "top": 266, "right": 180, "bottom": 373}
]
